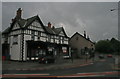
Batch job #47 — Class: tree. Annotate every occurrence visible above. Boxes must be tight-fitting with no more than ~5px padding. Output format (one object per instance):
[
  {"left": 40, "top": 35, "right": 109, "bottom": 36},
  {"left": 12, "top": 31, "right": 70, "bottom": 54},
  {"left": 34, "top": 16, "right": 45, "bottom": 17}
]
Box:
[
  {"left": 95, "top": 39, "right": 112, "bottom": 53},
  {"left": 110, "top": 38, "right": 120, "bottom": 55},
  {"left": 95, "top": 38, "right": 120, "bottom": 54}
]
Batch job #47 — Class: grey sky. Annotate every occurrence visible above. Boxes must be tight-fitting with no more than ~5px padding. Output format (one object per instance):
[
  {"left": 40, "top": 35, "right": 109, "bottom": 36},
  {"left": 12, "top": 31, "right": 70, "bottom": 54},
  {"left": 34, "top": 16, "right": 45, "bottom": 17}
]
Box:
[
  {"left": 2, "top": 0, "right": 119, "bottom": 2},
  {"left": 0, "top": 1, "right": 2, "bottom": 32},
  {"left": 2, "top": 2, "right": 118, "bottom": 42}
]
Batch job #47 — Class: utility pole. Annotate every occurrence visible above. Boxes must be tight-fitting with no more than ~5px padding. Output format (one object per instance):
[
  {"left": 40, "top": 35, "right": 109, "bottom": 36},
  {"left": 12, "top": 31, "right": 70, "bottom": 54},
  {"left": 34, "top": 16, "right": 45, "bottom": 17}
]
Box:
[
  {"left": 110, "top": 2, "right": 120, "bottom": 41},
  {"left": 110, "top": 2, "right": 120, "bottom": 69}
]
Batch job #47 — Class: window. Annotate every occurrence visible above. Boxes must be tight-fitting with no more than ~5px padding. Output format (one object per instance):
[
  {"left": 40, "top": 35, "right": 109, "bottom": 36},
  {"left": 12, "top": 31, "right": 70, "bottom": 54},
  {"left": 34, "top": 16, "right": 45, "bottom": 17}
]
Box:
[
  {"left": 13, "top": 35, "right": 18, "bottom": 44},
  {"left": 31, "top": 31, "right": 35, "bottom": 40},
  {"left": 4, "top": 35, "right": 8, "bottom": 43},
  {"left": 38, "top": 32, "right": 41, "bottom": 36},
  {"left": 62, "top": 37, "right": 64, "bottom": 43},
  {"left": 38, "top": 37, "right": 40, "bottom": 40},
  {"left": 48, "top": 35, "right": 51, "bottom": 42},
  {"left": 76, "top": 37, "right": 78, "bottom": 40}
]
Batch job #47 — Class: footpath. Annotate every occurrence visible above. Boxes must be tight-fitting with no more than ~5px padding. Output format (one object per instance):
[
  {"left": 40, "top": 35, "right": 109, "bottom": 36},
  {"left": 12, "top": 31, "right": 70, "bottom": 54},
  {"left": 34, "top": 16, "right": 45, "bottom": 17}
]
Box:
[{"left": 2, "top": 58, "right": 94, "bottom": 71}]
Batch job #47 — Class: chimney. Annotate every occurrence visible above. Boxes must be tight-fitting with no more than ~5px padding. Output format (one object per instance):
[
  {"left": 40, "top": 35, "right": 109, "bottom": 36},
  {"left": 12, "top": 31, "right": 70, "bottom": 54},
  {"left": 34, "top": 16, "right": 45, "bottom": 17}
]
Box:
[
  {"left": 15, "top": 8, "right": 22, "bottom": 20},
  {"left": 48, "top": 22, "right": 52, "bottom": 28},
  {"left": 52, "top": 26, "right": 55, "bottom": 29},
  {"left": 11, "top": 18, "right": 14, "bottom": 22},
  {"left": 87, "top": 35, "right": 90, "bottom": 40},
  {"left": 84, "top": 31, "right": 86, "bottom": 38}
]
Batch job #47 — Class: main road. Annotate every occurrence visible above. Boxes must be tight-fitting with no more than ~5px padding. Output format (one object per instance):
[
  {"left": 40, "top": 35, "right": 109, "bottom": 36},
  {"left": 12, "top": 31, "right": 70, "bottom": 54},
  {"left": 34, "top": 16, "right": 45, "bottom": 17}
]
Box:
[{"left": 2, "top": 56, "right": 119, "bottom": 78}]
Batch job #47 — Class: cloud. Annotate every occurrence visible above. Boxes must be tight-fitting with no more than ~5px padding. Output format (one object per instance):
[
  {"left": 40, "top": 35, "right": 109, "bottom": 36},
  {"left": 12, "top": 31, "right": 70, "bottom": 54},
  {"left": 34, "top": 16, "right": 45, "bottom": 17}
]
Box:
[{"left": 2, "top": 2, "right": 118, "bottom": 42}]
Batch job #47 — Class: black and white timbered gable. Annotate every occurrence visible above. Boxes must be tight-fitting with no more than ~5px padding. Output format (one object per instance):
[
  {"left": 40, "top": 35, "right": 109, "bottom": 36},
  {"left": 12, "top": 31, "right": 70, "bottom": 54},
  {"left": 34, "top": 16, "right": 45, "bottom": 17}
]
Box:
[{"left": 2, "top": 8, "right": 70, "bottom": 61}]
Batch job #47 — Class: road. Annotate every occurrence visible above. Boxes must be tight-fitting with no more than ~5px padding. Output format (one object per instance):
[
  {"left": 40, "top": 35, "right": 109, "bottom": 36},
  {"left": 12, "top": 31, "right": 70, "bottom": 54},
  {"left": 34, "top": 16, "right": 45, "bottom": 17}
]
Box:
[{"left": 2, "top": 56, "right": 120, "bottom": 78}]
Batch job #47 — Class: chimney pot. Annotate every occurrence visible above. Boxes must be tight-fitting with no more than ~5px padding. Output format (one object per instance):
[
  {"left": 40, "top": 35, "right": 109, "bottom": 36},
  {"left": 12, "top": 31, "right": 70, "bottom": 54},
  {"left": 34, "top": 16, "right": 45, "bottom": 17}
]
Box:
[
  {"left": 87, "top": 35, "right": 90, "bottom": 40},
  {"left": 84, "top": 31, "right": 86, "bottom": 38},
  {"left": 11, "top": 19, "right": 14, "bottom": 22},
  {"left": 48, "top": 22, "right": 52, "bottom": 28},
  {"left": 15, "top": 8, "right": 22, "bottom": 20}
]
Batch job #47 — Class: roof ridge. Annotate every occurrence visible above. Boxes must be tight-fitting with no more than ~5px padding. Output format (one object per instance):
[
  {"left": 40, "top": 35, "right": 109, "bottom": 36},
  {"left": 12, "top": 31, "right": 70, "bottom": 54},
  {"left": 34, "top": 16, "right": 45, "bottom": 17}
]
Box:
[
  {"left": 55, "top": 27, "right": 63, "bottom": 29},
  {"left": 75, "top": 32, "right": 94, "bottom": 44},
  {"left": 27, "top": 15, "right": 38, "bottom": 20}
]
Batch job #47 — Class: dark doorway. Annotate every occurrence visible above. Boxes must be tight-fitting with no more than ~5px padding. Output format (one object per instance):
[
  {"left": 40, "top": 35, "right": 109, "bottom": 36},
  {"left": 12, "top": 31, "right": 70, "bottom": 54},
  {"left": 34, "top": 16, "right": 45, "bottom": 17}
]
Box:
[{"left": 2, "top": 44, "right": 10, "bottom": 60}]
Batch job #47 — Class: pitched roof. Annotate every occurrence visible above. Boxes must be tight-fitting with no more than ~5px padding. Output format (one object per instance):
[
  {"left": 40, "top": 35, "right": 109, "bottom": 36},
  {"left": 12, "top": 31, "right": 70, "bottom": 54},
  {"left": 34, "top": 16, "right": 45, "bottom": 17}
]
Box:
[
  {"left": 3, "top": 14, "right": 68, "bottom": 38},
  {"left": 2, "top": 27, "right": 10, "bottom": 34},
  {"left": 6, "top": 15, "right": 45, "bottom": 31},
  {"left": 52, "top": 27, "right": 63, "bottom": 34},
  {"left": 17, "top": 19, "right": 27, "bottom": 27},
  {"left": 53, "top": 27, "right": 69, "bottom": 38},
  {"left": 44, "top": 26, "right": 56, "bottom": 34},
  {"left": 70, "top": 32, "right": 94, "bottom": 44},
  {"left": 18, "top": 15, "right": 44, "bottom": 28},
  {"left": 25, "top": 15, "right": 38, "bottom": 27}
]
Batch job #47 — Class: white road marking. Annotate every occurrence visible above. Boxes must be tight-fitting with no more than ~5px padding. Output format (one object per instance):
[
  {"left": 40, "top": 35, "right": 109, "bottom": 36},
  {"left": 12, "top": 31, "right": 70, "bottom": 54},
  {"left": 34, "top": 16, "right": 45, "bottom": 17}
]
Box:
[
  {"left": 76, "top": 75, "right": 105, "bottom": 77},
  {"left": 77, "top": 71, "right": 117, "bottom": 74},
  {"left": 57, "top": 75, "right": 105, "bottom": 78},
  {"left": 77, "top": 71, "right": 118, "bottom": 75},
  {"left": 3, "top": 73, "right": 50, "bottom": 76}
]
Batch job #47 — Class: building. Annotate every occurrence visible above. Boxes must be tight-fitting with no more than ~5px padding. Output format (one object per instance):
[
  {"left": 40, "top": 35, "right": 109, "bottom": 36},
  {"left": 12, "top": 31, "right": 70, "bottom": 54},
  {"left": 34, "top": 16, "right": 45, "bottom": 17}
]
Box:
[
  {"left": 69, "top": 32, "right": 95, "bottom": 58},
  {"left": 2, "top": 8, "right": 69, "bottom": 61}
]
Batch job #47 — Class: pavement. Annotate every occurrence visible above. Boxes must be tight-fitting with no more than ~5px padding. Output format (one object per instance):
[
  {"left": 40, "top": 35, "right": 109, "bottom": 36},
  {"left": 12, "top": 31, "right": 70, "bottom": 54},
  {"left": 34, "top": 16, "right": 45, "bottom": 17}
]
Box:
[{"left": 2, "top": 58, "right": 94, "bottom": 71}]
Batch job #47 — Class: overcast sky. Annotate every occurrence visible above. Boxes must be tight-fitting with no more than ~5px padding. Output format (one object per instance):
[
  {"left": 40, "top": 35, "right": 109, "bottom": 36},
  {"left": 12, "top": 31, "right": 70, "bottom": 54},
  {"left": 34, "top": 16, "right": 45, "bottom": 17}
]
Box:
[{"left": 2, "top": 2, "right": 118, "bottom": 42}]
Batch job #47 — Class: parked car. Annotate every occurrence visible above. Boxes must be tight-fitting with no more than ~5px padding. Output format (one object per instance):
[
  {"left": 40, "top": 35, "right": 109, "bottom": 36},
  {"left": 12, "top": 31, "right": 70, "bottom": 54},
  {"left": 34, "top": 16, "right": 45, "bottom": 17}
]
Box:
[
  {"left": 99, "top": 54, "right": 104, "bottom": 59},
  {"left": 38, "top": 56, "right": 55, "bottom": 64},
  {"left": 107, "top": 54, "right": 112, "bottom": 58}
]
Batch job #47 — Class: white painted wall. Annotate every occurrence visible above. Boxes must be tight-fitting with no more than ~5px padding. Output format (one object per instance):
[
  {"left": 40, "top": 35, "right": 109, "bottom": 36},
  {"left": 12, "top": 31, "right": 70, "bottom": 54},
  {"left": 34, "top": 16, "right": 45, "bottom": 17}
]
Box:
[
  {"left": 10, "top": 35, "right": 21, "bottom": 60},
  {"left": 12, "top": 23, "right": 20, "bottom": 30},
  {"left": 24, "top": 34, "right": 31, "bottom": 61},
  {"left": 35, "top": 36, "right": 38, "bottom": 41}
]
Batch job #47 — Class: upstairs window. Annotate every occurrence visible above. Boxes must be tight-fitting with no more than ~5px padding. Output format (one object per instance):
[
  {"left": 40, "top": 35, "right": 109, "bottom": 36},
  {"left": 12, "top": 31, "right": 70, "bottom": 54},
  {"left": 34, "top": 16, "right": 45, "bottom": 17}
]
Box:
[
  {"left": 13, "top": 35, "right": 18, "bottom": 44},
  {"left": 4, "top": 35, "right": 8, "bottom": 43},
  {"left": 31, "top": 31, "right": 35, "bottom": 40},
  {"left": 76, "top": 37, "right": 78, "bottom": 40}
]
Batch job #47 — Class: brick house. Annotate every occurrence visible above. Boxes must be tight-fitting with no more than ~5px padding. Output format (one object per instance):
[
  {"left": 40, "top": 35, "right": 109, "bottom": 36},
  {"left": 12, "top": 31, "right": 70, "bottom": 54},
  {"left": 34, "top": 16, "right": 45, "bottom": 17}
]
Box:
[{"left": 69, "top": 32, "right": 95, "bottom": 58}]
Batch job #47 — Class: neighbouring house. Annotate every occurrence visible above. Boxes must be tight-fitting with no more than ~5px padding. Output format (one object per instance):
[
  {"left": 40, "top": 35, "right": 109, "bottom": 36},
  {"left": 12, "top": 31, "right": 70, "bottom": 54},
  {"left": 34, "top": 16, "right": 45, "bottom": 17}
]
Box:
[
  {"left": 69, "top": 31, "right": 95, "bottom": 58},
  {"left": 2, "top": 8, "right": 70, "bottom": 61}
]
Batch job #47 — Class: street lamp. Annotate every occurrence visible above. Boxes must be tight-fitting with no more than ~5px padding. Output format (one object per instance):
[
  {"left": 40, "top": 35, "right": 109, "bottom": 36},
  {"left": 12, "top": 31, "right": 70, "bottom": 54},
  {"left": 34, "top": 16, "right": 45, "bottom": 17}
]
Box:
[
  {"left": 110, "top": 8, "right": 120, "bottom": 41},
  {"left": 110, "top": 9, "right": 117, "bottom": 11},
  {"left": 110, "top": 8, "right": 119, "bottom": 70}
]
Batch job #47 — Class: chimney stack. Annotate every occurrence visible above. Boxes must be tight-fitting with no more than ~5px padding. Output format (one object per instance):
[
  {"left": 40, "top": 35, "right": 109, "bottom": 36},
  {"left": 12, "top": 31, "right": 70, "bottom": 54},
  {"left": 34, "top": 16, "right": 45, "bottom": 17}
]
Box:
[
  {"left": 11, "top": 18, "right": 14, "bottom": 22},
  {"left": 48, "top": 22, "right": 52, "bottom": 28},
  {"left": 87, "top": 35, "right": 90, "bottom": 40},
  {"left": 84, "top": 31, "right": 86, "bottom": 38},
  {"left": 15, "top": 8, "right": 22, "bottom": 20}
]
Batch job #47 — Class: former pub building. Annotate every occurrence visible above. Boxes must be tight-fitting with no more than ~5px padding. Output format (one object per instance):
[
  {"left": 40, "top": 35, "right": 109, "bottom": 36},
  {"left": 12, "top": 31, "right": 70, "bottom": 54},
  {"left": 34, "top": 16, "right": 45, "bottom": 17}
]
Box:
[{"left": 2, "top": 8, "right": 69, "bottom": 61}]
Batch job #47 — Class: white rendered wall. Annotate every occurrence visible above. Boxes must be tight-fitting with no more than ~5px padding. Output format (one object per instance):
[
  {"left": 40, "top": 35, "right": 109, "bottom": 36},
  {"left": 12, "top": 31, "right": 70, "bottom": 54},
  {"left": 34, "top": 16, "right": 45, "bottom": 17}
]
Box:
[
  {"left": 10, "top": 35, "right": 21, "bottom": 60},
  {"left": 24, "top": 34, "right": 31, "bottom": 61}
]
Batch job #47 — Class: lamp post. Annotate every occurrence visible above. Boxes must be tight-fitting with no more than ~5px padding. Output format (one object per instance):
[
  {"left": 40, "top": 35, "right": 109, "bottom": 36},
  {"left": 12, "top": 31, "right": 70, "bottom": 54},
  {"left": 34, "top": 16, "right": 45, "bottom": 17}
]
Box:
[
  {"left": 110, "top": 6, "right": 119, "bottom": 70},
  {"left": 110, "top": 9, "right": 117, "bottom": 11}
]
